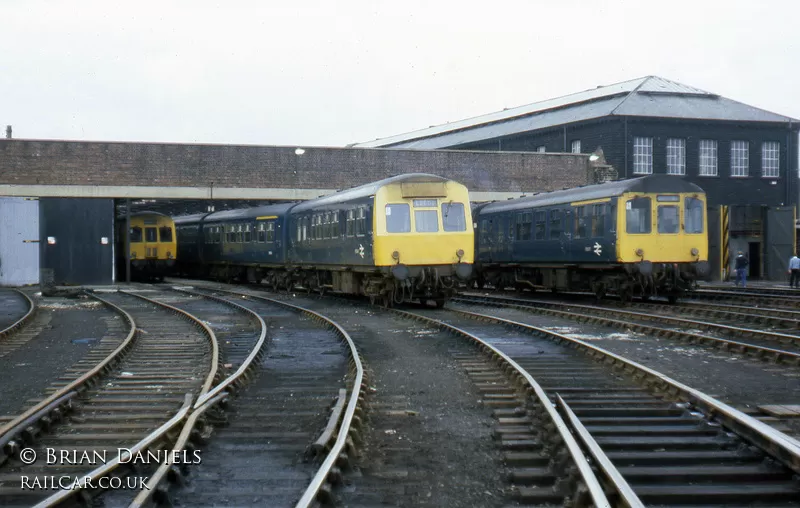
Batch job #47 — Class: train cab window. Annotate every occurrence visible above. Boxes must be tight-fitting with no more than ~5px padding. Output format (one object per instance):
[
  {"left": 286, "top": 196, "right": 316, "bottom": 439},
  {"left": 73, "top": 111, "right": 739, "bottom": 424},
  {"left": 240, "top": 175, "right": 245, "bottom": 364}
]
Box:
[
  {"left": 591, "top": 205, "right": 605, "bottom": 237},
  {"left": 129, "top": 227, "right": 143, "bottom": 243},
  {"left": 158, "top": 227, "right": 172, "bottom": 243},
  {"left": 385, "top": 204, "right": 411, "bottom": 233},
  {"left": 415, "top": 210, "right": 439, "bottom": 233},
  {"left": 266, "top": 222, "right": 275, "bottom": 242},
  {"left": 626, "top": 197, "right": 652, "bottom": 234},
  {"left": 657, "top": 206, "right": 679, "bottom": 234},
  {"left": 574, "top": 207, "right": 587, "bottom": 239},
  {"left": 534, "top": 211, "right": 546, "bottom": 240},
  {"left": 145, "top": 227, "right": 157, "bottom": 242},
  {"left": 346, "top": 210, "right": 355, "bottom": 237},
  {"left": 549, "top": 210, "right": 562, "bottom": 240},
  {"left": 515, "top": 212, "right": 532, "bottom": 241},
  {"left": 442, "top": 202, "right": 466, "bottom": 232},
  {"left": 684, "top": 197, "right": 704, "bottom": 234}
]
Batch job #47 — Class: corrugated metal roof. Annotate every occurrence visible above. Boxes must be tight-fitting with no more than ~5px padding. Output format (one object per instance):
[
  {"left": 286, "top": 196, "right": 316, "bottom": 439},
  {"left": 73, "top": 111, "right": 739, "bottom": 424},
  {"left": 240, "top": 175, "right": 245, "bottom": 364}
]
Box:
[{"left": 353, "top": 76, "right": 797, "bottom": 149}]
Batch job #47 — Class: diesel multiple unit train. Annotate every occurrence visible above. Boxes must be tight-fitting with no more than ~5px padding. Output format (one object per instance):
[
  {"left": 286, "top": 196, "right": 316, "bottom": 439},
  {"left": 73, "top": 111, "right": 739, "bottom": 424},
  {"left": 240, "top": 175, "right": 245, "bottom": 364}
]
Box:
[
  {"left": 174, "top": 174, "right": 474, "bottom": 307},
  {"left": 472, "top": 175, "right": 710, "bottom": 303},
  {"left": 155, "top": 173, "right": 709, "bottom": 304},
  {"left": 115, "top": 211, "right": 177, "bottom": 281}
]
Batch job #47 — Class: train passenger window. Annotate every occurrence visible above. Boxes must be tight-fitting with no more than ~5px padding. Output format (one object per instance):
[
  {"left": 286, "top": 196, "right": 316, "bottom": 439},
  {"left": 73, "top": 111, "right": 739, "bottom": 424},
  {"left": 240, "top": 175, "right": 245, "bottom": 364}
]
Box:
[
  {"left": 658, "top": 206, "right": 679, "bottom": 234},
  {"left": 257, "top": 223, "right": 265, "bottom": 243},
  {"left": 356, "top": 207, "right": 366, "bottom": 236},
  {"left": 385, "top": 204, "right": 411, "bottom": 233},
  {"left": 626, "top": 197, "right": 652, "bottom": 234},
  {"left": 442, "top": 202, "right": 466, "bottom": 232},
  {"left": 236, "top": 225, "right": 243, "bottom": 243},
  {"left": 534, "top": 211, "right": 546, "bottom": 240},
  {"left": 591, "top": 205, "right": 605, "bottom": 237},
  {"left": 331, "top": 211, "right": 340, "bottom": 238},
  {"left": 480, "top": 220, "right": 491, "bottom": 243},
  {"left": 346, "top": 210, "right": 355, "bottom": 237},
  {"left": 574, "top": 207, "right": 587, "bottom": 239},
  {"left": 266, "top": 222, "right": 275, "bottom": 242},
  {"left": 302, "top": 217, "right": 309, "bottom": 241},
  {"left": 245, "top": 224, "right": 252, "bottom": 243},
  {"left": 415, "top": 210, "right": 439, "bottom": 232},
  {"left": 145, "top": 227, "right": 157, "bottom": 242},
  {"left": 323, "top": 213, "right": 331, "bottom": 239},
  {"left": 158, "top": 227, "right": 172, "bottom": 243},
  {"left": 549, "top": 210, "right": 562, "bottom": 240},
  {"left": 129, "top": 227, "right": 143, "bottom": 243},
  {"left": 515, "top": 212, "right": 532, "bottom": 241},
  {"left": 684, "top": 197, "right": 704, "bottom": 234}
]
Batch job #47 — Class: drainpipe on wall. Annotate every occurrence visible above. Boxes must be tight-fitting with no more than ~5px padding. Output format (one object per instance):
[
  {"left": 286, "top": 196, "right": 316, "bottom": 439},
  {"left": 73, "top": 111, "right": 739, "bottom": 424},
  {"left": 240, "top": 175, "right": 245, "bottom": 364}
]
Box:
[
  {"left": 562, "top": 126, "right": 567, "bottom": 152},
  {"left": 623, "top": 117, "right": 628, "bottom": 178}
]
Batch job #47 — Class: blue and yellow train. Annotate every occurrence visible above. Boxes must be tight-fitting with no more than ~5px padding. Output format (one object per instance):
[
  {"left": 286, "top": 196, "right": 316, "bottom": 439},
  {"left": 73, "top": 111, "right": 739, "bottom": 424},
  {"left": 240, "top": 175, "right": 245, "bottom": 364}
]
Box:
[
  {"left": 175, "top": 174, "right": 474, "bottom": 306},
  {"left": 472, "top": 175, "right": 710, "bottom": 302},
  {"left": 116, "top": 211, "right": 177, "bottom": 281}
]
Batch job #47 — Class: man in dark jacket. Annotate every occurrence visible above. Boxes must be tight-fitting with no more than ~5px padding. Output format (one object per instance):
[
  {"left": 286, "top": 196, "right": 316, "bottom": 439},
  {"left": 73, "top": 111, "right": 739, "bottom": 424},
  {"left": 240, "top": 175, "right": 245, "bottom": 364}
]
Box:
[{"left": 734, "top": 251, "right": 748, "bottom": 288}]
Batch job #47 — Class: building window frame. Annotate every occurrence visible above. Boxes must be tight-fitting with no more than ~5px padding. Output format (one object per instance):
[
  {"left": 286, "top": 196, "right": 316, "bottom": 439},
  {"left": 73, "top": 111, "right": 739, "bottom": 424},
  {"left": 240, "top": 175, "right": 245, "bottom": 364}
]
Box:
[
  {"left": 536, "top": 146, "right": 546, "bottom": 153},
  {"left": 762, "top": 141, "right": 780, "bottom": 178},
  {"left": 666, "top": 138, "right": 685, "bottom": 175},
  {"left": 632, "top": 137, "right": 653, "bottom": 175},
  {"left": 571, "top": 140, "right": 581, "bottom": 154},
  {"left": 698, "top": 139, "right": 718, "bottom": 177},
  {"left": 730, "top": 140, "right": 749, "bottom": 178}
]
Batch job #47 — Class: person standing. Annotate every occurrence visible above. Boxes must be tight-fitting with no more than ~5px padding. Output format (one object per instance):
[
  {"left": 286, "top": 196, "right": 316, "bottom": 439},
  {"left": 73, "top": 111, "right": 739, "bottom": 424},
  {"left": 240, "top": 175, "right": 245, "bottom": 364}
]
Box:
[
  {"left": 789, "top": 254, "right": 800, "bottom": 288},
  {"left": 734, "top": 251, "right": 749, "bottom": 288}
]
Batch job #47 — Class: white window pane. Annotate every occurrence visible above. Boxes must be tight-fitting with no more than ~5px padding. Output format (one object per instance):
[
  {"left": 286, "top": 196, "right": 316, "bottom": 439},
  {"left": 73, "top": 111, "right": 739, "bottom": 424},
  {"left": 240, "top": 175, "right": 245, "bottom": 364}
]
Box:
[
  {"left": 762, "top": 141, "right": 779, "bottom": 177},
  {"left": 666, "top": 138, "right": 685, "bottom": 175},
  {"left": 633, "top": 137, "right": 653, "bottom": 175}
]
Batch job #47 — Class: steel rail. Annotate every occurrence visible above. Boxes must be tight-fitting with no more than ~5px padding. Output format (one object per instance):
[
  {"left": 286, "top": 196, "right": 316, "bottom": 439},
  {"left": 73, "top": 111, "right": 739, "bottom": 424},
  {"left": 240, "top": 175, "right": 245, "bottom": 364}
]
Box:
[
  {"left": 121, "top": 290, "right": 220, "bottom": 401},
  {"left": 34, "top": 393, "right": 194, "bottom": 508},
  {"left": 555, "top": 395, "right": 644, "bottom": 508},
  {"left": 125, "top": 287, "right": 271, "bottom": 505},
  {"left": 131, "top": 285, "right": 365, "bottom": 507},
  {"left": 451, "top": 307, "right": 800, "bottom": 475},
  {"left": 389, "top": 308, "right": 611, "bottom": 507},
  {"left": 0, "top": 292, "right": 137, "bottom": 465},
  {"left": 168, "top": 287, "right": 269, "bottom": 409},
  {"left": 456, "top": 294, "right": 800, "bottom": 365},
  {"left": 0, "top": 288, "right": 36, "bottom": 339},
  {"left": 128, "top": 392, "right": 228, "bottom": 508}
]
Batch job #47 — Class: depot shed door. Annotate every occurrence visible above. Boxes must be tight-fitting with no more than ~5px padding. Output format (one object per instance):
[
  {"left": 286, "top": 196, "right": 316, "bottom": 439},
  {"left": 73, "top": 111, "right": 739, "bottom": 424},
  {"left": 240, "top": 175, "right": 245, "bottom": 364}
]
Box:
[{"left": 0, "top": 197, "right": 40, "bottom": 286}]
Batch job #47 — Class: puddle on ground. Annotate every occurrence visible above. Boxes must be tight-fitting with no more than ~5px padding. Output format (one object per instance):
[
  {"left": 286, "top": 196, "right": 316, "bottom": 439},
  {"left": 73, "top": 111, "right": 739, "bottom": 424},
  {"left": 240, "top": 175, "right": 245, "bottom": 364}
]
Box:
[{"left": 71, "top": 338, "right": 99, "bottom": 345}]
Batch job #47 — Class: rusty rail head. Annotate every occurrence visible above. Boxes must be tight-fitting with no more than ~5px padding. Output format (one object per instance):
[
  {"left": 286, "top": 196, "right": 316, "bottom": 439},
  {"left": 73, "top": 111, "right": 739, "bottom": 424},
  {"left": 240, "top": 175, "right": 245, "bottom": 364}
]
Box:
[
  {"left": 0, "top": 288, "right": 36, "bottom": 339},
  {"left": 120, "top": 290, "right": 220, "bottom": 402},
  {"left": 387, "top": 308, "right": 610, "bottom": 508},
  {"left": 0, "top": 292, "right": 137, "bottom": 462},
  {"left": 33, "top": 393, "right": 194, "bottom": 508}
]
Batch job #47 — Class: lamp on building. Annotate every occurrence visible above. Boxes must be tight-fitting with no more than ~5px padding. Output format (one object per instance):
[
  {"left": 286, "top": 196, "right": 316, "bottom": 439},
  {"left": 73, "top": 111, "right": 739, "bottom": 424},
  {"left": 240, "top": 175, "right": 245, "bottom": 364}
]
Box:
[{"left": 588, "top": 147, "right": 605, "bottom": 164}]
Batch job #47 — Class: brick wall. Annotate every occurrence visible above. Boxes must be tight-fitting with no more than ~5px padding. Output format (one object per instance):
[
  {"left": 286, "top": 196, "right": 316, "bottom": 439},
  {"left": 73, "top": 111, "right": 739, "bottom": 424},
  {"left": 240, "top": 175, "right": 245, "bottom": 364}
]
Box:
[{"left": 0, "top": 140, "right": 593, "bottom": 193}]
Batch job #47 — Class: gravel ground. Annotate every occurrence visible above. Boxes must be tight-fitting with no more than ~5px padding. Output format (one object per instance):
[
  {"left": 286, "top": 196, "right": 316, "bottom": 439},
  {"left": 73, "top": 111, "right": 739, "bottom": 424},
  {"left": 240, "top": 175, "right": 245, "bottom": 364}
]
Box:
[
  {"left": 287, "top": 295, "right": 508, "bottom": 508},
  {"left": 0, "top": 295, "right": 115, "bottom": 417},
  {"left": 452, "top": 302, "right": 800, "bottom": 421}
]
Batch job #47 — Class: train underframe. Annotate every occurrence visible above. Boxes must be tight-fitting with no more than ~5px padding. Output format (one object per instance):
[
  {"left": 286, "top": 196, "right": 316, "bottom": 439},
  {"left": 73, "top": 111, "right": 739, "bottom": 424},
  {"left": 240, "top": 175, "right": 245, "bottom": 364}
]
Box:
[
  {"left": 475, "top": 261, "right": 709, "bottom": 303},
  {"left": 189, "top": 262, "right": 473, "bottom": 308},
  {"left": 125, "top": 259, "right": 175, "bottom": 282}
]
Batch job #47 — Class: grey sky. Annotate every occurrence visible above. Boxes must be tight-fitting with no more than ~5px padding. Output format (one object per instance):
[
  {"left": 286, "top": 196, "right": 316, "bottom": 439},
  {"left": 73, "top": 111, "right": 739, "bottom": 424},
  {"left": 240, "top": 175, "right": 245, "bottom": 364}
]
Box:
[{"left": 2, "top": 1, "right": 798, "bottom": 147}]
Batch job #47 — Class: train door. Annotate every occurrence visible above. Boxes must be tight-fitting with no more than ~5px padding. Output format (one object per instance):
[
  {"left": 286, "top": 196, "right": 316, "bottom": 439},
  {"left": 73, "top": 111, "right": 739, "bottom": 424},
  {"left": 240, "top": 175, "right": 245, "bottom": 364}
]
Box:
[
  {"left": 493, "top": 214, "right": 512, "bottom": 262},
  {"left": 142, "top": 219, "right": 159, "bottom": 261},
  {"left": 478, "top": 218, "right": 492, "bottom": 263}
]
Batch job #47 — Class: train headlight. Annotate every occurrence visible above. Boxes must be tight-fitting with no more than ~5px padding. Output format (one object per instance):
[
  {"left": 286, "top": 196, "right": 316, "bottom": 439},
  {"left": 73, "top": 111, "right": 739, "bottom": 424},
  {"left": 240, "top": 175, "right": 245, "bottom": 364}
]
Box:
[
  {"left": 456, "top": 249, "right": 465, "bottom": 260},
  {"left": 392, "top": 250, "right": 400, "bottom": 260},
  {"left": 635, "top": 248, "right": 644, "bottom": 258},
  {"left": 130, "top": 252, "right": 137, "bottom": 259},
  {"left": 167, "top": 252, "right": 174, "bottom": 259},
  {"left": 691, "top": 248, "right": 699, "bottom": 257}
]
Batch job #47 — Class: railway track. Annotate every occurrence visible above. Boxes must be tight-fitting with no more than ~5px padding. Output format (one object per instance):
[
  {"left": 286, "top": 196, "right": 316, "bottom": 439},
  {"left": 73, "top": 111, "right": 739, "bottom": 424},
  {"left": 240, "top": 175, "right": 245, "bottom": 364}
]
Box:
[
  {"left": 0, "top": 289, "right": 34, "bottom": 334},
  {"left": 457, "top": 293, "right": 800, "bottom": 366},
  {"left": 127, "top": 285, "right": 365, "bottom": 508},
  {"left": 693, "top": 288, "right": 800, "bottom": 310},
  {"left": 399, "top": 305, "right": 800, "bottom": 505},
  {"left": 0, "top": 289, "right": 218, "bottom": 507}
]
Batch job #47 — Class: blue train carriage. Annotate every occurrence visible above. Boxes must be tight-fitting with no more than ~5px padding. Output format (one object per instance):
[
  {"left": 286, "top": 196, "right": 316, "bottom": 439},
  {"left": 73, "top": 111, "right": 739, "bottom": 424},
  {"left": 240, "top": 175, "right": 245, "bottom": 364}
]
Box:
[
  {"left": 473, "top": 175, "right": 710, "bottom": 302},
  {"left": 288, "top": 173, "right": 474, "bottom": 306},
  {"left": 174, "top": 203, "right": 294, "bottom": 282}
]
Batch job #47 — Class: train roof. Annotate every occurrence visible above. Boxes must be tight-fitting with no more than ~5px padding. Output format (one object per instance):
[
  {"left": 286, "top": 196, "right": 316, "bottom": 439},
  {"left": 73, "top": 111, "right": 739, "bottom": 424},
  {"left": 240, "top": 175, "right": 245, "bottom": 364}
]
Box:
[
  {"left": 478, "top": 176, "right": 705, "bottom": 214},
  {"left": 202, "top": 202, "right": 298, "bottom": 222},
  {"left": 129, "top": 211, "right": 171, "bottom": 218},
  {"left": 291, "top": 173, "right": 453, "bottom": 213},
  {"left": 173, "top": 213, "right": 211, "bottom": 225}
]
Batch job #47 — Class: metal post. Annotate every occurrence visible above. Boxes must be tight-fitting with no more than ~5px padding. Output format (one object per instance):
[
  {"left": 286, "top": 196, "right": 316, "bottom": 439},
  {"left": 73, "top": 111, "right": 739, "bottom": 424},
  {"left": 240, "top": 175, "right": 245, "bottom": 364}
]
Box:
[
  {"left": 125, "top": 199, "right": 131, "bottom": 284},
  {"left": 720, "top": 205, "right": 729, "bottom": 281}
]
